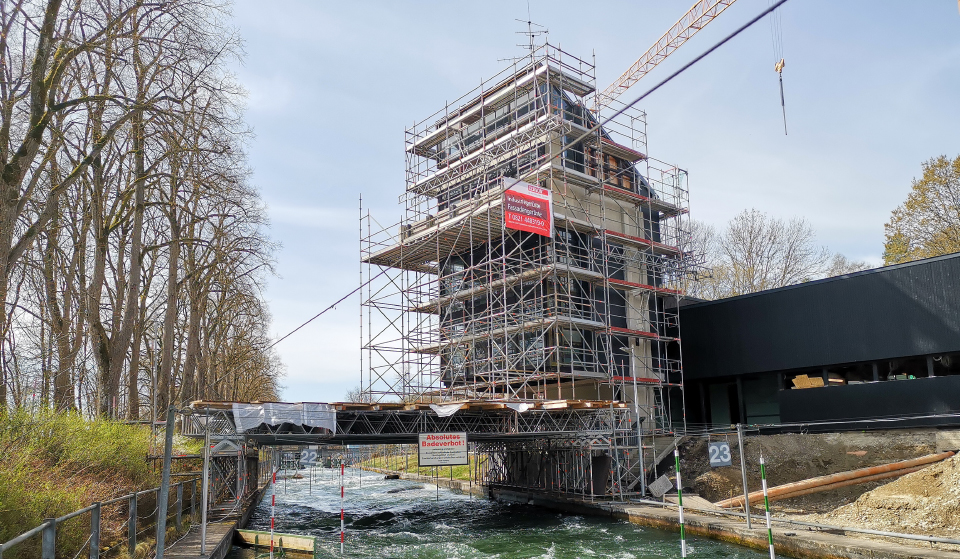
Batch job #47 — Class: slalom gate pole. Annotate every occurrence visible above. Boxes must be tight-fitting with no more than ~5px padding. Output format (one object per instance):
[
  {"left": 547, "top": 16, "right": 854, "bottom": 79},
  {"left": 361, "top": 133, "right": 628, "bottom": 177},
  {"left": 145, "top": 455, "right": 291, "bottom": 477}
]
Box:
[
  {"left": 270, "top": 469, "right": 276, "bottom": 559},
  {"left": 674, "top": 449, "right": 687, "bottom": 558},
  {"left": 760, "top": 455, "right": 776, "bottom": 559},
  {"left": 340, "top": 461, "right": 345, "bottom": 554}
]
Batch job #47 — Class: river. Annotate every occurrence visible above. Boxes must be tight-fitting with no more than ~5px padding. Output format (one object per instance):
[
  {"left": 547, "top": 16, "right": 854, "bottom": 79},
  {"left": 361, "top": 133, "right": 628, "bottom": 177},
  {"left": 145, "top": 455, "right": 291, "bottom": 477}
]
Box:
[{"left": 227, "top": 467, "right": 766, "bottom": 558}]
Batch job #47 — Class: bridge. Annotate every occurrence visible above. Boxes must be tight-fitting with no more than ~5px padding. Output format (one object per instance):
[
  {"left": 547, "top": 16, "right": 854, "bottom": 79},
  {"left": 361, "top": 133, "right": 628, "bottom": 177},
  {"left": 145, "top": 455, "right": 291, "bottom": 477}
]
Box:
[{"left": 155, "top": 398, "right": 661, "bottom": 557}]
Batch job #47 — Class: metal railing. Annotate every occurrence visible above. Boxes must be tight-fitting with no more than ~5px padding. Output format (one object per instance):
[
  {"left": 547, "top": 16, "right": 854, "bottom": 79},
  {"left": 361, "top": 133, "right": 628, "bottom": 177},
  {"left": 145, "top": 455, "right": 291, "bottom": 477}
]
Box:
[{"left": 0, "top": 478, "right": 199, "bottom": 559}]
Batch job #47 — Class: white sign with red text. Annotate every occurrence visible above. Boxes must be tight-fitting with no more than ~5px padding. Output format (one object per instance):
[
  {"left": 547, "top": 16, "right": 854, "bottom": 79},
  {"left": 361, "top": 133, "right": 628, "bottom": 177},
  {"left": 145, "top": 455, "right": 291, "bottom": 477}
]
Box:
[
  {"left": 418, "top": 432, "right": 469, "bottom": 466},
  {"left": 503, "top": 180, "right": 553, "bottom": 237}
]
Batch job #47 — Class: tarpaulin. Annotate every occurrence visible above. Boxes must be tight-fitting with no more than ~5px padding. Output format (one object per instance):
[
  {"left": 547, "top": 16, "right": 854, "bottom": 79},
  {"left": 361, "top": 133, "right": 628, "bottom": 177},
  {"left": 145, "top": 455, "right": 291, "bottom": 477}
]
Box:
[
  {"left": 505, "top": 402, "right": 533, "bottom": 413},
  {"left": 429, "top": 403, "right": 464, "bottom": 417},
  {"left": 231, "top": 402, "right": 336, "bottom": 433}
]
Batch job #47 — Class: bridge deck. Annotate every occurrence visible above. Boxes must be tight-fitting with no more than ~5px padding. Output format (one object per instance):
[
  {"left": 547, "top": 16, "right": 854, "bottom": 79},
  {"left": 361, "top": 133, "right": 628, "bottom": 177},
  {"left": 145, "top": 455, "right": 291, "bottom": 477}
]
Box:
[
  {"left": 184, "top": 399, "right": 635, "bottom": 445},
  {"left": 165, "top": 522, "right": 234, "bottom": 559}
]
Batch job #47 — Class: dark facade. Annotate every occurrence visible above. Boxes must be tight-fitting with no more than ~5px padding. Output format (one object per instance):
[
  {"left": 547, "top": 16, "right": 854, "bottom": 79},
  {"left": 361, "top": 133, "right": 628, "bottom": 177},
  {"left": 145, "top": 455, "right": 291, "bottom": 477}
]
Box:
[{"left": 680, "top": 252, "right": 960, "bottom": 429}]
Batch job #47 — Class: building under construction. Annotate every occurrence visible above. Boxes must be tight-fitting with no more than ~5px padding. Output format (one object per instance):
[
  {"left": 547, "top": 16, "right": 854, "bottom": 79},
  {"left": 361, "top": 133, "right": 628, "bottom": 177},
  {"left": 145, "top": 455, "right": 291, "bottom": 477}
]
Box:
[{"left": 361, "top": 43, "right": 694, "bottom": 498}]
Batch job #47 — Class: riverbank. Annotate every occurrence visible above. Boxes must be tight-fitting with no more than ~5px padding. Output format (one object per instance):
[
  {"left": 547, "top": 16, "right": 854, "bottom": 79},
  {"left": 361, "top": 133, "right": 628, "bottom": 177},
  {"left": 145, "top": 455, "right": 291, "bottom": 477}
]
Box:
[
  {"left": 0, "top": 409, "right": 201, "bottom": 558},
  {"left": 608, "top": 501, "right": 960, "bottom": 559}
]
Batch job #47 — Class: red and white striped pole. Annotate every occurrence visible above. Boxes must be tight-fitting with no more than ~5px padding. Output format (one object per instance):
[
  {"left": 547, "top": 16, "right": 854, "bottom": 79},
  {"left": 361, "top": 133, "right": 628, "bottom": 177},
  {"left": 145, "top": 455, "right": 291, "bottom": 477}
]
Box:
[
  {"left": 270, "top": 468, "right": 276, "bottom": 559},
  {"left": 340, "top": 461, "right": 345, "bottom": 554}
]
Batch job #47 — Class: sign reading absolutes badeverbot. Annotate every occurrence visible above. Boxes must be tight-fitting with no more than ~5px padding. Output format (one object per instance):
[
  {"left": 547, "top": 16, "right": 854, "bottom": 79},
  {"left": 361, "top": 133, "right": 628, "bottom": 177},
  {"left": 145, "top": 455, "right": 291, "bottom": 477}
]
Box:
[{"left": 418, "top": 432, "right": 468, "bottom": 466}]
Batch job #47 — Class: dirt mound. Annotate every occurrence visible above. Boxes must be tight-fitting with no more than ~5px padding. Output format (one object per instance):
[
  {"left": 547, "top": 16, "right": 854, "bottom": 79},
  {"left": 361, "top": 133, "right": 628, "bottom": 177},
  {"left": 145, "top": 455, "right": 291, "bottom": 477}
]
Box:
[
  {"left": 679, "top": 430, "right": 936, "bottom": 512},
  {"left": 807, "top": 453, "right": 960, "bottom": 537}
]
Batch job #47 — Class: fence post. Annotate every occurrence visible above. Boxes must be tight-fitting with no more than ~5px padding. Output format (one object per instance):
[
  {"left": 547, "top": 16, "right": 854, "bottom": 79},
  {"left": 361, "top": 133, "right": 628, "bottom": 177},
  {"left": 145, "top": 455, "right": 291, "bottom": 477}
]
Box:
[
  {"left": 193, "top": 478, "right": 199, "bottom": 521},
  {"left": 176, "top": 482, "right": 184, "bottom": 531},
  {"left": 155, "top": 406, "right": 176, "bottom": 558},
  {"left": 41, "top": 519, "right": 56, "bottom": 559},
  {"left": 737, "top": 423, "right": 752, "bottom": 529},
  {"left": 90, "top": 502, "right": 101, "bottom": 559},
  {"left": 128, "top": 493, "right": 137, "bottom": 556}
]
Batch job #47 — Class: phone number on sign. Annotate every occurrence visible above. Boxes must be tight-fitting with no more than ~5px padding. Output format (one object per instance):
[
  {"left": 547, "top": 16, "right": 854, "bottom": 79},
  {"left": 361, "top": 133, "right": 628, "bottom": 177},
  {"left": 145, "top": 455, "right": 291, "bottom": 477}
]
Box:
[{"left": 508, "top": 215, "right": 546, "bottom": 227}]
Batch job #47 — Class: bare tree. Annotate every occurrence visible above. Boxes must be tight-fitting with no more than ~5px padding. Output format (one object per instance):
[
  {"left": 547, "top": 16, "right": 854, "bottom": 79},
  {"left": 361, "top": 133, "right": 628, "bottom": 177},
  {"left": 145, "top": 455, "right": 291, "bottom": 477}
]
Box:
[
  {"left": 689, "top": 209, "right": 866, "bottom": 300},
  {"left": 345, "top": 386, "right": 372, "bottom": 403},
  {"left": 0, "top": 0, "right": 285, "bottom": 414},
  {"left": 825, "top": 253, "right": 871, "bottom": 277}
]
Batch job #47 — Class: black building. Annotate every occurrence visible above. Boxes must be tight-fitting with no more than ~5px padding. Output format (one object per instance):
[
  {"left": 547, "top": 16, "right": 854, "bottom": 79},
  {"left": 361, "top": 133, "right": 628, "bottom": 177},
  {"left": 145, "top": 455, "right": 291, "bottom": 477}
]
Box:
[{"left": 680, "top": 252, "right": 960, "bottom": 429}]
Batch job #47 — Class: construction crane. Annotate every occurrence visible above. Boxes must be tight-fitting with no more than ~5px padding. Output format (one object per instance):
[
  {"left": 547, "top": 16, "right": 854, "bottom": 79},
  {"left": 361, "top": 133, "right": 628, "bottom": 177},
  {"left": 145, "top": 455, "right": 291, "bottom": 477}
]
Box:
[{"left": 595, "top": 0, "right": 737, "bottom": 111}]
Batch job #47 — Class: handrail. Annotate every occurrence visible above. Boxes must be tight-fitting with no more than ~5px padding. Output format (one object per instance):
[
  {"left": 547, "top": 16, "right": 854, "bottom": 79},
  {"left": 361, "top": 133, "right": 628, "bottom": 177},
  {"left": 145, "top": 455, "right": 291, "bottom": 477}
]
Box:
[
  {"left": 55, "top": 504, "right": 99, "bottom": 523},
  {"left": 0, "top": 520, "right": 49, "bottom": 552},
  {"left": 0, "top": 477, "right": 200, "bottom": 555}
]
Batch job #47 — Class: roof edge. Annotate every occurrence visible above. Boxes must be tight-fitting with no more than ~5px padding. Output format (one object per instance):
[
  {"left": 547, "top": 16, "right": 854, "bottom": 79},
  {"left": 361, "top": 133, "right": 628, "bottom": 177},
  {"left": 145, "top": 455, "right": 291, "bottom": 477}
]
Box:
[{"left": 681, "top": 251, "right": 960, "bottom": 310}]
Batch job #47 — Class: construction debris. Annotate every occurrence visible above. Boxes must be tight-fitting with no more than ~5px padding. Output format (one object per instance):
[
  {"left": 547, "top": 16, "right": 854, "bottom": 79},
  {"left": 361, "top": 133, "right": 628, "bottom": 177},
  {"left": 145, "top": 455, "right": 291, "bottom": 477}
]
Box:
[
  {"left": 716, "top": 451, "right": 955, "bottom": 508},
  {"left": 804, "top": 453, "right": 960, "bottom": 538}
]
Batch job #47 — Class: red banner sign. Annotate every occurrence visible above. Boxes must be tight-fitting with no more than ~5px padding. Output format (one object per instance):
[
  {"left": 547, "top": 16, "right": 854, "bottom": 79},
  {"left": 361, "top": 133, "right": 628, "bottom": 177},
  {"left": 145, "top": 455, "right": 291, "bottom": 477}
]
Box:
[{"left": 503, "top": 180, "right": 553, "bottom": 237}]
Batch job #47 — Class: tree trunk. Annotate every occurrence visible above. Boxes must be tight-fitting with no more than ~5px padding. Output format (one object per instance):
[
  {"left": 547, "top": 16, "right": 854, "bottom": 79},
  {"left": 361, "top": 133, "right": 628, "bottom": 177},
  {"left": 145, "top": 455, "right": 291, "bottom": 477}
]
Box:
[{"left": 159, "top": 210, "right": 179, "bottom": 410}]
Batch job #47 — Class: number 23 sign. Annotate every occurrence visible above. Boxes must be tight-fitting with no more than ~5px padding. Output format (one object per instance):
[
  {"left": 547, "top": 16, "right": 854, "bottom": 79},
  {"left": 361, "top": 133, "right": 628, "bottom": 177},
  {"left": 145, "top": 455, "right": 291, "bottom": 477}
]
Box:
[{"left": 708, "top": 441, "right": 732, "bottom": 467}]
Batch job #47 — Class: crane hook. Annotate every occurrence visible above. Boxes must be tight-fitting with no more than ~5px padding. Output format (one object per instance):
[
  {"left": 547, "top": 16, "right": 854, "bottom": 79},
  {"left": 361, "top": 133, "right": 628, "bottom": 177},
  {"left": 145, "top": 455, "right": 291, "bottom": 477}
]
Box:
[{"left": 775, "top": 58, "right": 787, "bottom": 135}]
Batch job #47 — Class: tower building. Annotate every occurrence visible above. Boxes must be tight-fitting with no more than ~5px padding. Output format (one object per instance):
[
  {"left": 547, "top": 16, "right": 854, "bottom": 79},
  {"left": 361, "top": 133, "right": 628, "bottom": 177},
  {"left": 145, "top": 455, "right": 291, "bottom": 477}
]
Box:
[{"left": 361, "top": 44, "right": 693, "bottom": 496}]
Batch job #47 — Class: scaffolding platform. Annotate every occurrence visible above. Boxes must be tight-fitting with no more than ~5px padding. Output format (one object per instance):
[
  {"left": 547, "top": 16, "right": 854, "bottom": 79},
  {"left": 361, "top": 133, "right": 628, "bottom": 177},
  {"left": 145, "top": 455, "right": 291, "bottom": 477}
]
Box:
[{"left": 357, "top": 42, "right": 693, "bottom": 499}]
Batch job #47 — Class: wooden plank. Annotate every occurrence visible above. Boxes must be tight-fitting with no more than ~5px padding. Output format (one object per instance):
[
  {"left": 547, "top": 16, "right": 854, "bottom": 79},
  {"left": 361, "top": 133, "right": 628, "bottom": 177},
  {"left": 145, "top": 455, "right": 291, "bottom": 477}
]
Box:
[
  {"left": 236, "top": 529, "right": 316, "bottom": 553},
  {"left": 166, "top": 522, "right": 234, "bottom": 559},
  {"left": 539, "top": 400, "right": 568, "bottom": 410}
]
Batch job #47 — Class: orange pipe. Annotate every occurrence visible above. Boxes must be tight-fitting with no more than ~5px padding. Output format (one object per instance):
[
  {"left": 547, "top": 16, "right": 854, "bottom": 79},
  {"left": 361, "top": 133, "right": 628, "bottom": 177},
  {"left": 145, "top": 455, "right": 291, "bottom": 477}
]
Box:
[
  {"left": 716, "top": 451, "right": 954, "bottom": 508},
  {"left": 761, "top": 465, "right": 925, "bottom": 503}
]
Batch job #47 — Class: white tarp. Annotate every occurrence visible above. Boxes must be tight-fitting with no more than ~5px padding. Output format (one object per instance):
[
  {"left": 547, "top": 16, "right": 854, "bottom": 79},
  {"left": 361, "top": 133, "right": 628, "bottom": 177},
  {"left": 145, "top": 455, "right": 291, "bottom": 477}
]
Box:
[
  {"left": 505, "top": 402, "right": 532, "bottom": 413},
  {"left": 232, "top": 402, "right": 336, "bottom": 433},
  {"left": 429, "top": 403, "right": 464, "bottom": 417}
]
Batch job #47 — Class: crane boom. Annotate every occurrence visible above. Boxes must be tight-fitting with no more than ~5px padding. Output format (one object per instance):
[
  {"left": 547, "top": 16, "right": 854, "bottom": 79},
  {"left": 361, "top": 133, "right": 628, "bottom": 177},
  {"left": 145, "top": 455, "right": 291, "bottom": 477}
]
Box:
[{"left": 596, "top": 0, "right": 737, "bottom": 111}]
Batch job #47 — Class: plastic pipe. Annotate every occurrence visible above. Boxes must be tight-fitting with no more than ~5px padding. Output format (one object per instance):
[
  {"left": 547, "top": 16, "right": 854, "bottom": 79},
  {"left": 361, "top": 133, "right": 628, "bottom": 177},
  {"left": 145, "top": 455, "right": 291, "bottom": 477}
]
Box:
[{"left": 716, "top": 451, "right": 954, "bottom": 508}]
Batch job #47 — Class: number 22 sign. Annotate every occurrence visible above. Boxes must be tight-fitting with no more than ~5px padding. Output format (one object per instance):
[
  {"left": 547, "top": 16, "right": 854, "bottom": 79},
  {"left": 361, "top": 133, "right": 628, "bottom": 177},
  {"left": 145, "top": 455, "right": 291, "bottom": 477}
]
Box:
[{"left": 708, "top": 441, "right": 732, "bottom": 467}]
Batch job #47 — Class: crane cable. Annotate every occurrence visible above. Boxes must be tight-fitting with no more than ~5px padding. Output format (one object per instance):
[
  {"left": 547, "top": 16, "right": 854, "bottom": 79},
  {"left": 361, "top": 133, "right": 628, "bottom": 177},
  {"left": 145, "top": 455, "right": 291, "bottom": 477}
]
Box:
[
  {"left": 265, "top": 266, "right": 390, "bottom": 350},
  {"left": 267, "top": 0, "right": 793, "bottom": 351},
  {"left": 770, "top": 0, "right": 787, "bottom": 135}
]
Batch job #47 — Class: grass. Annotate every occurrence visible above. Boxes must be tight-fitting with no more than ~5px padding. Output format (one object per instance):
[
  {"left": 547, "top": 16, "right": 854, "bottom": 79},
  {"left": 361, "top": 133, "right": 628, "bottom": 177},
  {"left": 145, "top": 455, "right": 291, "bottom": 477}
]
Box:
[
  {"left": 359, "top": 451, "right": 484, "bottom": 482},
  {"left": 0, "top": 409, "right": 192, "bottom": 558}
]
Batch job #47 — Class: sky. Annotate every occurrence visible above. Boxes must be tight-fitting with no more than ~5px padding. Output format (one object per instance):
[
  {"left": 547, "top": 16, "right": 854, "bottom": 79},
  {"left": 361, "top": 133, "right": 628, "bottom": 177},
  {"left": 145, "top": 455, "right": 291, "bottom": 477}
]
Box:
[{"left": 227, "top": 0, "right": 960, "bottom": 403}]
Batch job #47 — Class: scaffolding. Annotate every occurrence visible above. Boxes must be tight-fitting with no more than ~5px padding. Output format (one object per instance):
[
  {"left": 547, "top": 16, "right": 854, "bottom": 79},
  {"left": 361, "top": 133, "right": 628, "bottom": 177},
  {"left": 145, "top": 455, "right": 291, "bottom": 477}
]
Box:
[{"left": 360, "top": 43, "right": 694, "bottom": 497}]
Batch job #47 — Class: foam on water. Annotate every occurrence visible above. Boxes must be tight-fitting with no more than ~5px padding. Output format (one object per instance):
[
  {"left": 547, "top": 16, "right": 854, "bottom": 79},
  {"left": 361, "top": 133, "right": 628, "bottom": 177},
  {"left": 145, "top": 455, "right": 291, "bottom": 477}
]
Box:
[{"left": 227, "top": 467, "right": 768, "bottom": 558}]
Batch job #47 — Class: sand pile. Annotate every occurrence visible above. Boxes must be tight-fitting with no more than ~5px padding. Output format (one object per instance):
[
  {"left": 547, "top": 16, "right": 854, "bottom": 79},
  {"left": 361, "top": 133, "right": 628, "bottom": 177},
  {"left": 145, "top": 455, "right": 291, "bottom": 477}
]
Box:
[{"left": 803, "top": 453, "right": 960, "bottom": 537}]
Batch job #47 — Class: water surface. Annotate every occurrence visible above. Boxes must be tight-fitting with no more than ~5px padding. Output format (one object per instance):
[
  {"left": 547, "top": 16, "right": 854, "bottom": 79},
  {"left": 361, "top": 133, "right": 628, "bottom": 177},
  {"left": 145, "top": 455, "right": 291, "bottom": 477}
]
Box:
[{"left": 228, "top": 467, "right": 765, "bottom": 558}]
